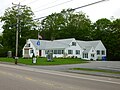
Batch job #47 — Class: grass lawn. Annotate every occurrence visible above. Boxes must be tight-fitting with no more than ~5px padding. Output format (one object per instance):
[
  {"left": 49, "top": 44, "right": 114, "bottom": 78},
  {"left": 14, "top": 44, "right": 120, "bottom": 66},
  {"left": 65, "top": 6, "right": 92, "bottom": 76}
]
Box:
[
  {"left": 70, "top": 68, "right": 120, "bottom": 74},
  {"left": 0, "top": 57, "right": 88, "bottom": 65}
]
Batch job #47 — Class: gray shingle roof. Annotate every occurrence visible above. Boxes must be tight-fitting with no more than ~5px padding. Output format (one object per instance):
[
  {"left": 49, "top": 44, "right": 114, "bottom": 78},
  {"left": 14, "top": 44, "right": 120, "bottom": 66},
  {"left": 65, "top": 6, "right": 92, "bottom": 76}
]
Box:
[
  {"left": 87, "top": 41, "right": 101, "bottom": 48},
  {"left": 83, "top": 46, "right": 93, "bottom": 53},
  {"left": 29, "top": 38, "right": 101, "bottom": 50},
  {"left": 54, "top": 38, "right": 75, "bottom": 45},
  {"left": 30, "top": 39, "right": 50, "bottom": 50},
  {"left": 30, "top": 39, "right": 69, "bottom": 50},
  {"left": 77, "top": 40, "right": 100, "bottom": 49}
]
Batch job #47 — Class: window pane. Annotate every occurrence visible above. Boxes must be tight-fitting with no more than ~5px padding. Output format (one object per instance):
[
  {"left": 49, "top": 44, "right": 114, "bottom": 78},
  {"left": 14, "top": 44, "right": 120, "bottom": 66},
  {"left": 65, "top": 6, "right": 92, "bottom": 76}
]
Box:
[
  {"left": 72, "top": 42, "right": 76, "bottom": 46},
  {"left": 84, "top": 53, "right": 88, "bottom": 58},
  {"left": 91, "top": 54, "right": 94, "bottom": 57},
  {"left": 68, "top": 50, "right": 73, "bottom": 54},
  {"left": 62, "top": 50, "right": 64, "bottom": 54},
  {"left": 76, "top": 50, "right": 80, "bottom": 55},
  {"left": 58, "top": 50, "right": 61, "bottom": 54},
  {"left": 30, "top": 50, "right": 33, "bottom": 53},
  {"left": 25, "top": 43, "right": 30, "bottom": 47},
  {"left": 45, "top": 50, "right": 48, "bottom": 54},
  {"left": 54, "top": 50, "right": 57, "bottom": 54},
  {"left": 97, "top": 50, "right": 100, "bottom": 55},
  {"left": 102, "top": 50, "right": 105, "bottom": 55}
]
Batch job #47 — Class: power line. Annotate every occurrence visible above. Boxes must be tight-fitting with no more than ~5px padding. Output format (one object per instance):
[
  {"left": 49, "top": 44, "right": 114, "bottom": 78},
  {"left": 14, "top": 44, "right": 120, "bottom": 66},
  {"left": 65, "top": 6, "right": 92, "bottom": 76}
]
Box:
[
  {"left": 33, "top": 0, "right": 108, "bottom": 20},
  {"left": 72, "top": 0, "right": 108, "bottom": 11},
  {"left": 33, "top": 0, "right": 59, "bottom": 10},
  {"left": 1, "top": 0, "right": 109, "bottom": 28},
  {"left": 34, "top": 0, "right": 73, "bottom": 13},
  {"left": 26, "top": 0, "right": 40, "bottom": 5}
]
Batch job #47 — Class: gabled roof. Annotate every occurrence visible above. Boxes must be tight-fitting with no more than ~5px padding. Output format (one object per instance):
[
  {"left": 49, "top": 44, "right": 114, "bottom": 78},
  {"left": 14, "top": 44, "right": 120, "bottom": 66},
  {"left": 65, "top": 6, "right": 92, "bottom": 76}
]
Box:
[
  {"left": 83, "top": 46, "right": 93, "bottom": 53},
  {"left": 77, "top": 40, "right": 101, "bottom": 49},
  {"left": 30, "top": 39, "right": 50, "bottom": 49},
  {"left": 29, "top": 39, "right": 69, "bottom": 50},
  {"left": 87, "top": 40, "right": 101, "bottom": 48},
  {"left": 28, "top": 38, "right": 102, "bottom": 50},
  {"left": 77, "top": 40, "right": 90, "bottom": 49},
  {"left": 54, "top": 38, "right": 75, "bottom": 45}
]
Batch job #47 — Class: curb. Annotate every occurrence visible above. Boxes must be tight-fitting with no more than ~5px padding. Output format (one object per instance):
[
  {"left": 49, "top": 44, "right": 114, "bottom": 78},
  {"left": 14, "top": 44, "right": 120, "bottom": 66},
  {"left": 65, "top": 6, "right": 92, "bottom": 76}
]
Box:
[{"left": 0, "top": 61, "right": 26, "bottom": 66}]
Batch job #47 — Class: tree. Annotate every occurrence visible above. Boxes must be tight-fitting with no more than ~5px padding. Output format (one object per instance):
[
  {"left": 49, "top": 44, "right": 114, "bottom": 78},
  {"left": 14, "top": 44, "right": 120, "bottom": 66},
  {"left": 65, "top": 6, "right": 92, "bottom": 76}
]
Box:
[
  {"left": 41, "top": 9, "right": 92, "bottom": 40},
  {"left": 92, "top": 18, "right": 112, "bottom": 40},
  {"left": 110, "top": 19, "right": 120, "bottom": 60},
  {"left": 41, "top": 12, "right": 65, "bottom": 40},
  {"left": 0, "top": 4, "right": 38, "bottom": 56},
  {"left": 92, "top": 18, "right": 120, "bottom": 61}
]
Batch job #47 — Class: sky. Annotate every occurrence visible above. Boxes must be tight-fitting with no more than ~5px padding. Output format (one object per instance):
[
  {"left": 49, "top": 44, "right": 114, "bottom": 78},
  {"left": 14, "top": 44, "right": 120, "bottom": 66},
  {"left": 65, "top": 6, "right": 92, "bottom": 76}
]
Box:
[{"left": 0, "top": 0, "right": 120, "bottom": 32}]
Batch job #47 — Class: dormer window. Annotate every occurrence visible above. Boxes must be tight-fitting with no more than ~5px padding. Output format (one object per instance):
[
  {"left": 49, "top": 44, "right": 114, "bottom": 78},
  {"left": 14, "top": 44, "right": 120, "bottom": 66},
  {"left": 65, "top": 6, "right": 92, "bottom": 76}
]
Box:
[{"left": 72, "top": 42, "right": 76, "bottom": 46}]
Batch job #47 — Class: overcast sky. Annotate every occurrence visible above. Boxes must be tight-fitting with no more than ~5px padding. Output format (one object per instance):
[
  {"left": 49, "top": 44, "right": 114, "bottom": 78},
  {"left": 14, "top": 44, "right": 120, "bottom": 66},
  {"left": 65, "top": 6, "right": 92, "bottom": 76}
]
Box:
[{"left": 0, "top": 0, "right": 120, "bottom": 32}]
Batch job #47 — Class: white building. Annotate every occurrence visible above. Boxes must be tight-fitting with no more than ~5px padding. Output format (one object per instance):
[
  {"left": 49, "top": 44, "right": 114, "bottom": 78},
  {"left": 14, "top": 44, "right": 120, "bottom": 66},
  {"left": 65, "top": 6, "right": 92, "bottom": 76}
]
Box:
[{"left": 22, "top": 38, "right": 106, "bottom": 60}]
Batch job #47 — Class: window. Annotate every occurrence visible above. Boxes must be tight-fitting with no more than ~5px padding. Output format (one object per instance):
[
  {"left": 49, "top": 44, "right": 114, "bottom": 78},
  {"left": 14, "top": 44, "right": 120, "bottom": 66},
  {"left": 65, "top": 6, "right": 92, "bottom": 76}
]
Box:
[
  {"left": 62, "top": 50, "right": 64, "bottom": 54},
  {"left": 30, "top": 50, "right": 33, "bottom": 53},
  {"left": 45, "top": 50, "right": 48, "bottom": 54},
  {"left": 68, "top": 50, "right": 73, "bottom": 54},
  {"left": 50, "top": 50, "right": 53, "bottom": 53},
  {"left": 101, "top": 50, "right": 105, "bottom": 55},
  {"left": 76, "top": 50, "right": 80, "bottom": 55},
  {"left": 72, "top": 42, "right": 76, "bottom": 46},
  {"left": 53, "top": 50, "right": 64, "bottom": 54},
  {"left": 91, "top": 54, "right": 94, "bottom": 57},
  {"left": 83, "top": 53, "right": 88, "bottom": 58},
  {"left": 25, "top": 43, "right": 30, "bottom": 47},
  {"left": 97, "top": 50, "right": 100, "bottom": 55},
  {"left": 58, "top": 50, "right": 61, "bottom": 54},
  {"left": 45, "top": 50, "right": 53, "bottom": 54},
  {"left": 54, "top": 50, "right": 57, "bottom": 54}
]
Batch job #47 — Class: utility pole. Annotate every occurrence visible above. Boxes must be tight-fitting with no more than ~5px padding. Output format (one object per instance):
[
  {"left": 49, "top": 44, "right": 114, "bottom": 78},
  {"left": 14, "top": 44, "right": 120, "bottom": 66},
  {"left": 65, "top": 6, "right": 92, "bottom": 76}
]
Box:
[{"left": 12, "top": 3, "right": 21, "bottom": 64}]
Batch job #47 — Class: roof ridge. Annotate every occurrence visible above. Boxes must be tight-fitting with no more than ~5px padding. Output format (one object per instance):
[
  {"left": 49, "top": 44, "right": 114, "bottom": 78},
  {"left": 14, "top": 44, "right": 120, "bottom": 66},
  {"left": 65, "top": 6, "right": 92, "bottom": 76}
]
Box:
[{"left": 54, "top": 38, "right": 75, "bottom": 41}]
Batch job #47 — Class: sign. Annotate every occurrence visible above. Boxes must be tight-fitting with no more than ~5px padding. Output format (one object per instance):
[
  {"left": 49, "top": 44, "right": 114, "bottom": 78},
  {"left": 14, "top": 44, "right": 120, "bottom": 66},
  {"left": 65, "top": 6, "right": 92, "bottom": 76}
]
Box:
[{"left": 36, "top": 40, "right": 40, "bottom": 46}]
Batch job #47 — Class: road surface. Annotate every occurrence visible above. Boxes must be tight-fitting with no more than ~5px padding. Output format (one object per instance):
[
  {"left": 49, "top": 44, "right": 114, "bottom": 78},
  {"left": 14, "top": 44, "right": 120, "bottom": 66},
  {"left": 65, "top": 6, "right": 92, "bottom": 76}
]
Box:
[
  {"left": 31, "top": 61, "right": 120, "bottom": 71},
  {"left": 0, "top": 64, "right": 120, "bottom": 90}
]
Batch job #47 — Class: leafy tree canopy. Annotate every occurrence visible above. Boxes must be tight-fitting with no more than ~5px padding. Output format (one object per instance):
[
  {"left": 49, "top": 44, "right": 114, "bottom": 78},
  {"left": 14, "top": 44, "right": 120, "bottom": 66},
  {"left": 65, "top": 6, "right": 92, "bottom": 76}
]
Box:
[
  {"left": 41, "top": 9, "right": 92, "bottom": 40},
  {"left": 0, "top": 5, "right": 38, "bottom": 55}
]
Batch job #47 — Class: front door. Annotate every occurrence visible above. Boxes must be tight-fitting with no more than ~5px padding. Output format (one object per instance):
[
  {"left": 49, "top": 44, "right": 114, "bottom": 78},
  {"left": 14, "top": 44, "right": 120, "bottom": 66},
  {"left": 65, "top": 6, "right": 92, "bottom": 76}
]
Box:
[
  {"left": 39, "top": 50, "right": 41, "bottom": 56},
  {"left": 91, "top": 54, "right": 95, "bottom": 60},
  {"left": 24, "top": 49, "right": 30, "bottom": 58}
]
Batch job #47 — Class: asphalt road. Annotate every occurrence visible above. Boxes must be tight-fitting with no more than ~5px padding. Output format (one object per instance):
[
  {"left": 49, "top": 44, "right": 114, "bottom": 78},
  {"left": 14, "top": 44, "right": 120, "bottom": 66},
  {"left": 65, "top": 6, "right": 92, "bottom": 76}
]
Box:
[
  {"left": 31, "top": 61, "right": 120, "bottom": 71},
  {"left": 0, "top": 64, "right": 120, "bottom": 90}
]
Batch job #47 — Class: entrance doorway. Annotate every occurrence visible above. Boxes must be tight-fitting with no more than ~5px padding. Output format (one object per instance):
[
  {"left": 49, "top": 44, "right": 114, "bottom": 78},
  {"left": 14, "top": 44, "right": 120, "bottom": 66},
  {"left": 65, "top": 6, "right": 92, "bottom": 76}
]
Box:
[{"left": 39, "top": 50, "right": 41, "bottom": 56}]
